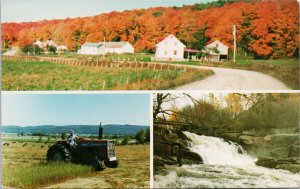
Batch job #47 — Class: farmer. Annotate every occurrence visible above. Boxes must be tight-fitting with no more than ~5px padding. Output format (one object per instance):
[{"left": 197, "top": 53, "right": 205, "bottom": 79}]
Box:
[{"left": 67, "top": 130, "right": 78, "bottom": 146}]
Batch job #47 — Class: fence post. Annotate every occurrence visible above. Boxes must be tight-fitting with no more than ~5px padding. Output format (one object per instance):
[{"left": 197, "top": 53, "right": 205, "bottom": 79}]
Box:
[{"left": 102, "top": 81, "right": 106, "bottom": 90}]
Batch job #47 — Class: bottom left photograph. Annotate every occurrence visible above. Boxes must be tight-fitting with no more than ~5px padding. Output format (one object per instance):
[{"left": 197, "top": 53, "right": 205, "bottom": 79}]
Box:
[{"left": 1, "top": 93, "right": 150, "bottom": 189}]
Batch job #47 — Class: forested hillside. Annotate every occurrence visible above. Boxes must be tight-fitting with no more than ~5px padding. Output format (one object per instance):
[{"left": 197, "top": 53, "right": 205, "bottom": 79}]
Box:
[{"left": 2, "top": 0, "right": 299, "bottom": 58}]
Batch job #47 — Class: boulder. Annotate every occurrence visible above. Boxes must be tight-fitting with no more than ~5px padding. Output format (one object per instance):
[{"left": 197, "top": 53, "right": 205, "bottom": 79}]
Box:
[
  {"left": 238, "top": 135, "right": 253, "bottom": 145},
  {"left": 221, "top": 132, "right": 240, "bottom": 142},
  {"left": 263, "top": 135, "right": 272, "bottom": 142},
  {"left": 256, "top": 157, "right": 300, "bottom": 173},
  {"left": 180, "top": 151, "right": 203, "bottom": 165}
]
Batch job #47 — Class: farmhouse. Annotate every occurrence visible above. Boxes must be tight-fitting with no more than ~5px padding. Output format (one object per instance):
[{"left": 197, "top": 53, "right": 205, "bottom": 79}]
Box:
[
  {"left": 33, "top": 40, "right": 67, "bottom": 53},
  {"left": 204, "top": 40, "right": 229, "bottom": 61},
  {"left": 77, "top": 42, "right": 134, "bottom": 55},
  {"left": 154, "top": 34, "right": 186, "bottom": 61}
]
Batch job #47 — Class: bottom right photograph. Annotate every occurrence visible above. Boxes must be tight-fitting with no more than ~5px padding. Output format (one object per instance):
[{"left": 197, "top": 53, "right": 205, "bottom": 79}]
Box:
[{"left": 153, "top": 93, "right": 300, "bottom": 188}]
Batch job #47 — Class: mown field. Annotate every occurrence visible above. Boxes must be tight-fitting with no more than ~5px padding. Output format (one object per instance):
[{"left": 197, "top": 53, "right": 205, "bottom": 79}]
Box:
[
  {"left": 2, "top": 60, "right": 213, "bottom": 90},
  {"left": 2, "top": 139, "right": 150, "bottom": 188},
  {"left": 171, "top": 59, "right": 299, "bottom": 90},
  {"left": 33, "top": 52, "right": 152, "bottom": 62}
]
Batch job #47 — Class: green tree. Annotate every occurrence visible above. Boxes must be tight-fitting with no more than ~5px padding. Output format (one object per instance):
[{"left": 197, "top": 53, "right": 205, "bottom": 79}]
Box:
[
  {"left": 22, "top": 44, "right": 44, "bottom": 54},
  {"left": 135, "top": 129, "right": 146, "bottom": 144},
  {"left": 48, "top": 45, "right": 57, "bottom": 53},
  {"left": 38, "top": 135, "right": 43, "bottom": 142},
  {"left": 61, "top": 131, "right": 67, "bottom": 140},
  {"left": 122, "top": 135, "right": 130, "bottom": 145},
  {"left": 191, "top": 27, "right": 210, "bottom": 55},
  {"left": 145, "top": 128, "right": 150, "bottom": 143}
]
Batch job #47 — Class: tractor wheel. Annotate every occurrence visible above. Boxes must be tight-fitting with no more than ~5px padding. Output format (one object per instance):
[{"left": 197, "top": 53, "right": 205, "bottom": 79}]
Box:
[
  {"left": 91, "top": 159, "right": 105, "bottom": 171},
  {"left": 47, "top": 144, "right": 71, "bottom": 162},
  {"left": 105, "top": 160, "right": 119, "bottom": 168}
]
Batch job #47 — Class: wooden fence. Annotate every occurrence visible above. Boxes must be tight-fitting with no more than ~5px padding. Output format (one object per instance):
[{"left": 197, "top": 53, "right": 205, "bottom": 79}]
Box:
[{"left": 2, "top": 55, "right": 194, "bottom": 72}]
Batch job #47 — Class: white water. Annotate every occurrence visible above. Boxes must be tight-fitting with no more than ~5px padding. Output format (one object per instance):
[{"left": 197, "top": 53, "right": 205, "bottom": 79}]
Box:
[{"left": 154, "top": 132, "right": 300, "bottom": 188}]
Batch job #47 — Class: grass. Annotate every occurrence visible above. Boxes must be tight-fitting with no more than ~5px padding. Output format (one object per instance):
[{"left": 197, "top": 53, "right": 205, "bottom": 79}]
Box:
[
  {"left": 33, "top": 52, "right": 152, "bottom": 62},
  {"left": 2, "top": 140, "right": 150, "bottom": 188},
  {"left": 164, "top": 59, "right": 299, "bottom": 89},
  {"left": 2, "top": 60, "right": 213, "bottom": 90}
]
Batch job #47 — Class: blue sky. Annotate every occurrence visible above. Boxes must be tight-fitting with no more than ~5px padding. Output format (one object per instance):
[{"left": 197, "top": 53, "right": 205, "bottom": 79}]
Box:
[
  {"left": 1, "top": 93, "right": 150, "bottom": 126},
  {"left": 2, "top": 0, "right": 213, "bottom": 23}
]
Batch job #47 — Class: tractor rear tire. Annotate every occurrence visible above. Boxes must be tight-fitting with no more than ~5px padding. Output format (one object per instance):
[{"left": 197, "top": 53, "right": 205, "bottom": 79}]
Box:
[
  {"left": 47, "top": 144, "right": 71, "bottom": 162},
  {"left": 91, "top": 159, "right": 105, "bottom": 171},
  {"left": 105, "top": 160, "right": 119, "bottom": 168}
]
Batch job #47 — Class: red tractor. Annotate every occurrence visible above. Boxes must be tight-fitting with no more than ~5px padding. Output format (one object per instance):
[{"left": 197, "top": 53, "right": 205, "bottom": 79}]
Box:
[{"left": 46, "top": 125, "right": 118, "bottom": 171}]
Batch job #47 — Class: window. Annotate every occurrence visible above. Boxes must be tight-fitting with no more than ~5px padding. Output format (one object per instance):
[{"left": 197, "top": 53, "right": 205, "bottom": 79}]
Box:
[
  {"left": 174, "top": 42, "right": 177, "bottom": 46},
  {"left": 174, "top": 50, "right": 177, "bottom": 55},
  {"left": 216, "top": 43, "right": 219, "bottom": 48},
  {"left": 164, "top": 50, "right": 167, "bottom": 55},
  {"left": 165, "top": 42, "right": 168, "bottom": 45}
]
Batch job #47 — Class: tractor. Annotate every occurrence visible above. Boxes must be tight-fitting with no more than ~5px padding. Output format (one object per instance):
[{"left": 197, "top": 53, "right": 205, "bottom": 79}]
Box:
[{"left": 46, "top": 125, "right": 118, "bottom": 171}]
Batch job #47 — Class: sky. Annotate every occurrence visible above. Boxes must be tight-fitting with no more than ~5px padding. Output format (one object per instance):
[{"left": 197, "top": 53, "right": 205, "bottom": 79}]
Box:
[
  {"left": 1, "top": 0, "right": 213, "bottom": 23},
  {"left": 1, "top": 93, "right": 150, "bottom": 126}
]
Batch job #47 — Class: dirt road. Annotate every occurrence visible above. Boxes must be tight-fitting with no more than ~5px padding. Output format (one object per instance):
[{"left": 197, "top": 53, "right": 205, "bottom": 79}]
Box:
[{"left": 176, "top": 66, "right": 290, "bottom": 90}]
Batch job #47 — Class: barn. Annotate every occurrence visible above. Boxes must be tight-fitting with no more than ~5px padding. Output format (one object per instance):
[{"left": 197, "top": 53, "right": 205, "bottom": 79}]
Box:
[
  {"left": 154, "top": 34, "right": 186, "bottom": 61},
  {"left": 77, "top": 43, "right": 105, "bottom": 55},
  {"left": 204, "top": 40, "right": 229, "bottom": 61},
  {"left": 77, "top": 42, "right": 134, "bottom": 55}
]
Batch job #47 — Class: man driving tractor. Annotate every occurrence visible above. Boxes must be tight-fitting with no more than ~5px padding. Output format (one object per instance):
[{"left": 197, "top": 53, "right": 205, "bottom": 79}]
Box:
[{"left": 67, "top": 130, "right": 78, "bottom": 146}]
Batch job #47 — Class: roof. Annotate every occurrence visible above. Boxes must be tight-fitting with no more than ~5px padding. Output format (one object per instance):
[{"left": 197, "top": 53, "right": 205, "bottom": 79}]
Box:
[
  {"left": 184, "top": 48, "right": 200, "bottom": 53},
  {"left": 205, "top": 40, "right": 229, "bottom": 55},
  {"left": 156, "top": 34, "right": 186, "bottom": 47},
  {"left": 102, "top": 42, "right": 129, "bottom": 48},
  {"left": 206, "top": 40, "right": 229, "bottom": 48},
  {"left": 82, "top": 42, "right": 131, "bottom": 48},
  {"left": 82, "top": 42, "right": 103, "bottom": 48}
]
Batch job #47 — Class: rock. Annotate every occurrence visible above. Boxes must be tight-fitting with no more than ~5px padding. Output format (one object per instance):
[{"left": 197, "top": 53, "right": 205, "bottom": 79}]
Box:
[
  {"left": 253, "top": 137, "right": 264, "bottom": 145},
  {"left": 264, "top": 135, "right": 272, "bottom": 142},
  {"left": 256, "top": 157, "right": 300, "bottom": 173},
  {"left": 288, "top": 144, "right": 300, "bottom": 157},
  {"left": 270, "top": 147, "right": 290, "bottom": 158},
  {"left": 180, "top": 151, "right": 203, "bottom": 165},
  {"left": 238, "top": 135, "right": 253, "bottom": 145},
  {"left": 221, "top": 132, "right": 240, "bottom": 142}
]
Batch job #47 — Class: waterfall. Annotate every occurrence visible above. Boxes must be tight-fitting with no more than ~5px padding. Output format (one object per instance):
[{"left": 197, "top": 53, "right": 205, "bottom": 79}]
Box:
[
  {"left": 154, "top": 131, "right": 300, "bottom": 188},
  {"left": 183, "top": 131, "right": 255, "bottom": 166}
]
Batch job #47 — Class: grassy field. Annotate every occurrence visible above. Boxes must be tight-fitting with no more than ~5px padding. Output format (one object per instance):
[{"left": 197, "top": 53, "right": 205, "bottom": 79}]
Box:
[
  {"left": 2, "top": 139, "right": 150, "bottom": 188},
  {"left": 2, "top": 60, "right": 212, "bottom": 90},
  {"left": 168, "top": 59, "right": 299, "bottom": 89},
  {"left": 33, "top": 52, "right": 152, "bottom": 62}
]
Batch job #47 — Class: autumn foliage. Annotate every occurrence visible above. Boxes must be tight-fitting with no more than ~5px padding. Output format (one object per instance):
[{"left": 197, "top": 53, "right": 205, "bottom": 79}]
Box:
[{"left": 2, "top": 0, "right": 299, "bottom": 58}]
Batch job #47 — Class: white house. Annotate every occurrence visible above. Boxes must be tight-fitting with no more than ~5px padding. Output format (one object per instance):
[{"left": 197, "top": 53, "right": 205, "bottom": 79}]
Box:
[
  {"left": 33, "top": 40, "right": 67, "bottom": 53},
  {"left": 77, "top": 43, "right": 105, "bottom": 55},
  {"left": 57, "top": 45, "right": 68, "bottom": 53},
  {"left": 204, "top": 40, "right": 229, "bottom": 61},
  {"left": 155, "top": 34, "right": 186, "bottom": 61},
  {"left": 77, "top": 42, "right": 134, "bottom": 55}
]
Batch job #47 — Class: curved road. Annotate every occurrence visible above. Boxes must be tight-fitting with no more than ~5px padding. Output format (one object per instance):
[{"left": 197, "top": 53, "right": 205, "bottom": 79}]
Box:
[{"left": 176, "top": 66, "right": 290, "bottom": 90}]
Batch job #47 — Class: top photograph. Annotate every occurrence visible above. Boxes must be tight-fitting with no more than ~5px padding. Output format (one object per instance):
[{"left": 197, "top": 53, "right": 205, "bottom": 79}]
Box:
[{"left": 2, "top": 0, "right": 299, "bottom": 91}]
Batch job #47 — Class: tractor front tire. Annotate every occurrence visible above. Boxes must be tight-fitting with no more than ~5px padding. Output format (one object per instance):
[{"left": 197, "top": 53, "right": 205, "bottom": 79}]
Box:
[
  {"left": 91, "top": 159, "right": 105, "bottom": 171},
  {"left": 105, "top": 160, "right": 119, "bottom": 168},
  {"left": 47, "top": 144, "right": 71, "bottom": 162}
]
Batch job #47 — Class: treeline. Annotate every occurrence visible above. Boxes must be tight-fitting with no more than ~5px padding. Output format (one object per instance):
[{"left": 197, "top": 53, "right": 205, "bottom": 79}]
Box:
[
  {"left": 2, "top": 0, "right": 298, "bottom": 59},
  {"left": 161, "top": 93, "right": 299, "bottom": 133}
]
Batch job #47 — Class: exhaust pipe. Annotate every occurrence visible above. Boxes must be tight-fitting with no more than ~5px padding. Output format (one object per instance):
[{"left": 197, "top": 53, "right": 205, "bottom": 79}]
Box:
[{"left": 99, "top": 122, "right": 103, "bottom": 139}]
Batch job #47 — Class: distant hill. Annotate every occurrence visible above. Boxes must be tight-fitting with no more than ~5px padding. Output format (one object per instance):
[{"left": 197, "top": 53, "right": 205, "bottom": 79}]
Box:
[{"left": 2, "top": 124, "right": 149, "bottom": 135}]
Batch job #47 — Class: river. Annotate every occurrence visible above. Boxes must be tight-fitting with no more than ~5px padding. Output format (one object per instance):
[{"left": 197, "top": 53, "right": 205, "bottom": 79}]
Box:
[{"left": 154, "top": 132, "right": 300, "bottom": 188}]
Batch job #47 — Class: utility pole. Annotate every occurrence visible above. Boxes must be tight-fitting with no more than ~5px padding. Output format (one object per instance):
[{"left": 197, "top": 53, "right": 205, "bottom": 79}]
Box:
[
  {"left": 103, "top": 36, "right": 106, "bottom": 59},
  {"left": 232, "top": 24, "right": 236, "bottom": 63}
]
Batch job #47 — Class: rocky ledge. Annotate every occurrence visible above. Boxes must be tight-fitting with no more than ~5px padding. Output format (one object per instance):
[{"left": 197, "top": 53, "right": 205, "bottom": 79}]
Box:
[{"left": 256, "top": 157, "right": 300, "bottom": 173}]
